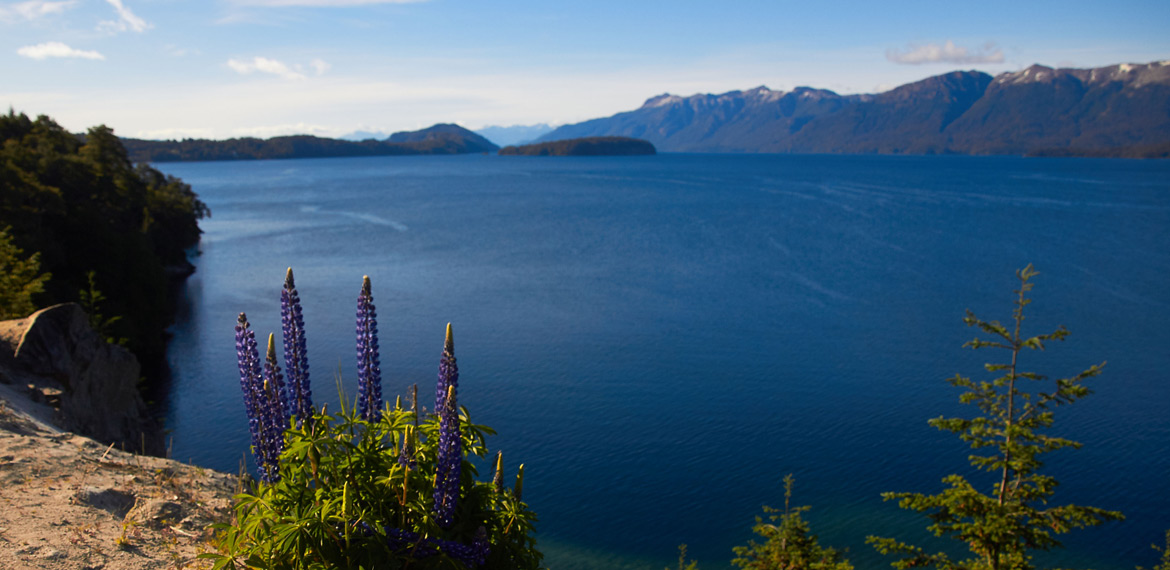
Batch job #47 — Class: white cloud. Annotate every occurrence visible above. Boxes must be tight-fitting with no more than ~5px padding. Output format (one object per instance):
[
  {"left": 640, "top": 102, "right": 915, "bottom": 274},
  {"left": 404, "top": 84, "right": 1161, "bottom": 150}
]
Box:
[
  {"left": 231, "top": 123, "right": 334, "bottom": 137},
  {"left": 310, "top": 58, "right": 330, "bottom": 76},
  {"left": 17, "top": 41, "right": 104, "bottom": 60},
  {"left": 227, "top": 56, "right": 332, "bottom": 80},
  {"left": 886, "top": 41, "right": 1004, "bottom": 65},
  {"left": 228, "top": 56, "right": 306, "bottom": 79},
  {"left": 0, "top": 0, "right": 74, "bottom": 21},
  {"left": 97, "top": 0, "right": 150, "bottom": 33},
  {"left": 230, "top": 0, "right": 428, "bottom": 5},
  {"left": 134, "top": 127, "right": 216, "bottom": 140}
]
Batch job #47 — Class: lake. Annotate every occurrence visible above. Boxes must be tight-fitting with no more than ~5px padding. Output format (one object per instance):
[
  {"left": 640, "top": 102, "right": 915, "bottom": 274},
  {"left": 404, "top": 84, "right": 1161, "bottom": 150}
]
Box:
[{"left": 156, "top": 153, "right": 1170, "bottom": 569}]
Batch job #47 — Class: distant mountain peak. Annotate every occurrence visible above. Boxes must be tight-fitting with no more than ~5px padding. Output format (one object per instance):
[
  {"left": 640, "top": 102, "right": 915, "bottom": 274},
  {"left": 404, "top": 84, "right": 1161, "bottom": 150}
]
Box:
[
  {"left": 641, "top": 94, "right": 684, "bottom": 108},
  {"left": 538, "top": 59, "right": 1170, "bottom": 158},
  {"left": 992, "top": 61, "right": 1170, "bottom": 88}
]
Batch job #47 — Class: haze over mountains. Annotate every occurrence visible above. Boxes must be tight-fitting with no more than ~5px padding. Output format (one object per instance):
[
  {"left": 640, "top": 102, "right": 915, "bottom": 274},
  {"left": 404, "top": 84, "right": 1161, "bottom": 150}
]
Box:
[{"left": 539, "top": 61, "right": 1170, "bottom": 158}]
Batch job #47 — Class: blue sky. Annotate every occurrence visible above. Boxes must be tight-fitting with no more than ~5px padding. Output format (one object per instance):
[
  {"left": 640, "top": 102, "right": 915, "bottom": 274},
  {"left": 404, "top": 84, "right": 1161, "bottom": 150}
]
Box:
[{"left": 3, "top": 0, "right": 1168, "bottom": 140}]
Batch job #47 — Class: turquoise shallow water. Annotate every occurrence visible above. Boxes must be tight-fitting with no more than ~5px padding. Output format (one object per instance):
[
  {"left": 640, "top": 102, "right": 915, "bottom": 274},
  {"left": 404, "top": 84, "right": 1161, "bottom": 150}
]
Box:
[{"left": 157, "top": 153, "right": 1170, "bottom": 569}]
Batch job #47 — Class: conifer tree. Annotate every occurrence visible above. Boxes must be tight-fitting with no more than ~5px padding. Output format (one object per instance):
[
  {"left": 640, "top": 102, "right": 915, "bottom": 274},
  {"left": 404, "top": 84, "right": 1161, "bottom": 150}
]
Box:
[
  {"left": 0, "top": 227, "right": 50, "bottom": 320},
  {"left": 868, "top": 265, "right": 1123, "bottom": 570},
  {"left": 732, "top": 474, "right": 852, "bottom": 570}
]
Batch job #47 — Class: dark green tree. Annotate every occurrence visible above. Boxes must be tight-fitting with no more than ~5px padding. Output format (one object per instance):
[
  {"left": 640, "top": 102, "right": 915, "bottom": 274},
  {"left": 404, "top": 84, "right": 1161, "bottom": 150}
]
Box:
[
  {"left": 0, "top": 110, "right": 208, "bottom": 361},
  {"left": 0, "top": 226, "right": 50, "bottom": 320},
  {"left": 868, "top": 265, "right": 1123, "bottom": 570},
  {"left": 731, "top": 474, "right": 852, "bottom": 570}
]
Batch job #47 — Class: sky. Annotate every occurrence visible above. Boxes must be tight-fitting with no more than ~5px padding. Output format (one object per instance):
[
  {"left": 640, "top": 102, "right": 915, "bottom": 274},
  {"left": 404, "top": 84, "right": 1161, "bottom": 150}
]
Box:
[{"left": 2, "top": 0, "right": 1169, "bottom": 140}]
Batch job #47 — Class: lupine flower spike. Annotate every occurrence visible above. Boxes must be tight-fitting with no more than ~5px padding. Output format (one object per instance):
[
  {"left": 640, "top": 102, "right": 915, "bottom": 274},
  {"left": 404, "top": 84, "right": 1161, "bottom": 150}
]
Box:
[
  {"left": 398, "top": 425, "right": 416, "bottom": 469},
  {"left": 281, "top": 267, "right": 312, "bottom": 426},
  {"left": 355, "top": 275, "right": 383, "bottom": 423},
  {"left": 235, "top": 313, "right": 264, "bottom": 470},
  {"left": 435, "top": 323, "right": 458, "bottom": 413},
  {"left": 514, "top": 464, "right": 525, "bottom": 502},
  {"left": 259, "top": 333, "right": 289, "bottom": 482},
  {"left": 434, "top": 384, "right": 461, "bottom": 528},
  {"left": 492, "top": 451, "right": 504, "bottom": 493},
  {"left": 433, "top": 324, "right": 462, "bottom": 528},
  {"left": 411, "top": 383, "right": 419, "bottom": 427}
]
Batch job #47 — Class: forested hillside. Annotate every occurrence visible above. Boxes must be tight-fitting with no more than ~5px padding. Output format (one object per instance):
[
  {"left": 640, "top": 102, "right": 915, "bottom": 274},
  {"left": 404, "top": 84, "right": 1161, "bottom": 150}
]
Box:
[
  {"left": 0, "top": 110, "right": 208, "bottom": 364},
  {"left": 122, "top": 123, "right": 498, "bottom": 162}
]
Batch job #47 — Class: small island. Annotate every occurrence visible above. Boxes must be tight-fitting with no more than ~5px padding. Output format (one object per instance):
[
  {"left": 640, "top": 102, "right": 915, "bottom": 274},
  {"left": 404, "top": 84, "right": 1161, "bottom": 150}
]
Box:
[{"left": 498, "top": 136, "right": 656, "bottom": 156}]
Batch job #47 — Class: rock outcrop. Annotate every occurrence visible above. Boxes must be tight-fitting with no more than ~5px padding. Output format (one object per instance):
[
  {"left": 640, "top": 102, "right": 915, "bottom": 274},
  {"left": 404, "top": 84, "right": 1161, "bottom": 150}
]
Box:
[
  {"left": 0, "top": 401, "right": 235, "bottom": 570},
  {"left": 0, "top": 303, "right": 161, "bottom": 454}
]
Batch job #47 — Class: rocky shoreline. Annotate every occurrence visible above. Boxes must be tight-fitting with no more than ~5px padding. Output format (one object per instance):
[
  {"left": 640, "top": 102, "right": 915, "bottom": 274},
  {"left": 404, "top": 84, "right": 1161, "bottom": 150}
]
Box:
[{"left": 0, "top": 305, "right": 237, "bottom": 569}]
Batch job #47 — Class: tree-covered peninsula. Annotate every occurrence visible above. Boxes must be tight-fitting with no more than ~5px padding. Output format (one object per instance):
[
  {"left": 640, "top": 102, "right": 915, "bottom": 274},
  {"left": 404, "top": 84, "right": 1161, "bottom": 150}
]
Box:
[
  {"left": 498, "top": 136, "right": 656, "bottom": 156},
  {"left": 1, "top": 110, "right": 208, "bottom": 365},
  {"left": 121, "top": 123, "right": 498, "bottom": 163}
]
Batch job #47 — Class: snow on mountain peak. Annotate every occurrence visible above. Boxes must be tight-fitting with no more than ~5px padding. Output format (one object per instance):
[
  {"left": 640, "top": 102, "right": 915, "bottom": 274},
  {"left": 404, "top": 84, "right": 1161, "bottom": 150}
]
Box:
[{"left": 642, "top": 94, "right": 684, "bottom": 108}]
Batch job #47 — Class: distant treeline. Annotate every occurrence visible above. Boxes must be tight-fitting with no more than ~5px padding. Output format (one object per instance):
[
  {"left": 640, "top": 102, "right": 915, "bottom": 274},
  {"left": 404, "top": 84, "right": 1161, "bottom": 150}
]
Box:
[
  {"left": 498, "top": 136, "right": 656, "bottom": 156},
  {"left": 0, "top": 110, "right": 208, "bottom": 363},
  {"left": 122, "top": 124, "right": 499, "bottom": 163}
]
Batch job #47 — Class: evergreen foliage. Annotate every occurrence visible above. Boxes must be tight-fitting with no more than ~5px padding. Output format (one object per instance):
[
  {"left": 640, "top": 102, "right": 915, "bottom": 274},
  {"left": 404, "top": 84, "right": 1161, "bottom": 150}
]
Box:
[
  {"left": 1138, "top": 530, "right": 1170, "bottom": 570},
  {"left": 731, "top": 474, "right": 853, "bottom": 570},
  {"left": 0, "top": 110, "right": 208, "bottom": 359},
  {"left": 667, "top": 544, "right": 700, "bottom": 570},
  {"left": 0, "top": 226, "right": 50, "bottom": 320},
  {"left": 78, "top": 270, "right": 127, "bottom": 345},
  {"left": 867, "top": 265, "right": 1124, "bottom": 569}
]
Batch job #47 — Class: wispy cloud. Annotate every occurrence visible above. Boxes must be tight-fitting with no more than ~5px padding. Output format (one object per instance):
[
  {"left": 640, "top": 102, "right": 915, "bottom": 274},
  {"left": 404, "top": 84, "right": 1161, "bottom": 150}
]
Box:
[
  {"left": 230, "top": 0, "right": 428, "bottom": 5},
  {"left": 886, "top": 41, "right": 1004, "bottom": 65},
  {"left": 165, "top": 45, "right": 200, "bottom": 57},
  {"left": 97, "top": 0, "right": 150, "bottom": 33},
  {"left": 309, "top": 58, "right": 330, "bottom": 75},
  {"left": 0, "top": 0, "right": 74, "bottom": 21},
  {"left": 134, "top": 127, "right": 216, "bottom": 140},
  {"left": 232, "top": 123, "right": 334, "bottom": 137},
  {"left": 227, "top": 56, "right": 331, "bottom": 80},
  {"left": 17, "top": 41, "right": 104, "bottom": 60}
]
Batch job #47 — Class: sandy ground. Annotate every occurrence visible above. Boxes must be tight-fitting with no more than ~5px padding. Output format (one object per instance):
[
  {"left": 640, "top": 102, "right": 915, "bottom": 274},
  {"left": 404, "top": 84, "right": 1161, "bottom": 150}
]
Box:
[{"left": 0, "top": 398, "right": 237, "bottom": 570}]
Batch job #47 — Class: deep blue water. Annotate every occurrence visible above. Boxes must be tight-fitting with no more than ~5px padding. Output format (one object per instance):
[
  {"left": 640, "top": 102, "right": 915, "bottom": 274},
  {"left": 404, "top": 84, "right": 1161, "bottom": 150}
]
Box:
[{"left": 157, "top": 153, "right": 1170, "bottom": 569}]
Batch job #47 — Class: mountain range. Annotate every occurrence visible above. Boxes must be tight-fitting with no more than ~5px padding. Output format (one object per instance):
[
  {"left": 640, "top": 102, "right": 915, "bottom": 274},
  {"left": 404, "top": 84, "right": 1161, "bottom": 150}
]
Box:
[{"left": 539, "top": 61, "right": 1170, "bottom": 158}]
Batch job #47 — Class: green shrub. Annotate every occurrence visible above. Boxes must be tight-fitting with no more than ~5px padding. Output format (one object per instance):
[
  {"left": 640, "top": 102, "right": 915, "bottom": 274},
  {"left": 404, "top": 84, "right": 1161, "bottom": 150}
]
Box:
[
  {"left": 203, "top": 399, "right": 540, "bottom": 569},
  {"left": 203, "top": 273, "right": 541, "bottom": 569}
]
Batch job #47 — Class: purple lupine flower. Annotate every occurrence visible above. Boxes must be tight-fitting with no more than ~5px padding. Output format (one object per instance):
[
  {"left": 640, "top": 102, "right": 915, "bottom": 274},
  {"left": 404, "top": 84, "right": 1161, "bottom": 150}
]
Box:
[
  {"left": 258, "top": 333, "right": 289, "bottom": 483},
  {"left": 433, "top": 324, "right": 462, "bottom": 528},
  {"left": 355, "top": 275, "right": 383, "bottom": 423},
  {"left": 471, "top": 526, "right": 491, "bottom": 566},
  {"left": 384, "top": 526, "right": 489, "bottom": 567},
  {"left": 235, "top": 316, "right": 287, "bottom": 483},
  {"left": 433, "top": 384, "right": 461, "bottom": 528},
  {"left": 397, "top": 426, "right": 416, "bottom": 469},
  {"left": 281, "top": 267, "right": 312, "bottom": 426},
  {"left": 435, "top": 323, "right": 458, "bottom": 414},
  {"left": 235, "top": 313, "right": 264, "bottom": 467}
]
